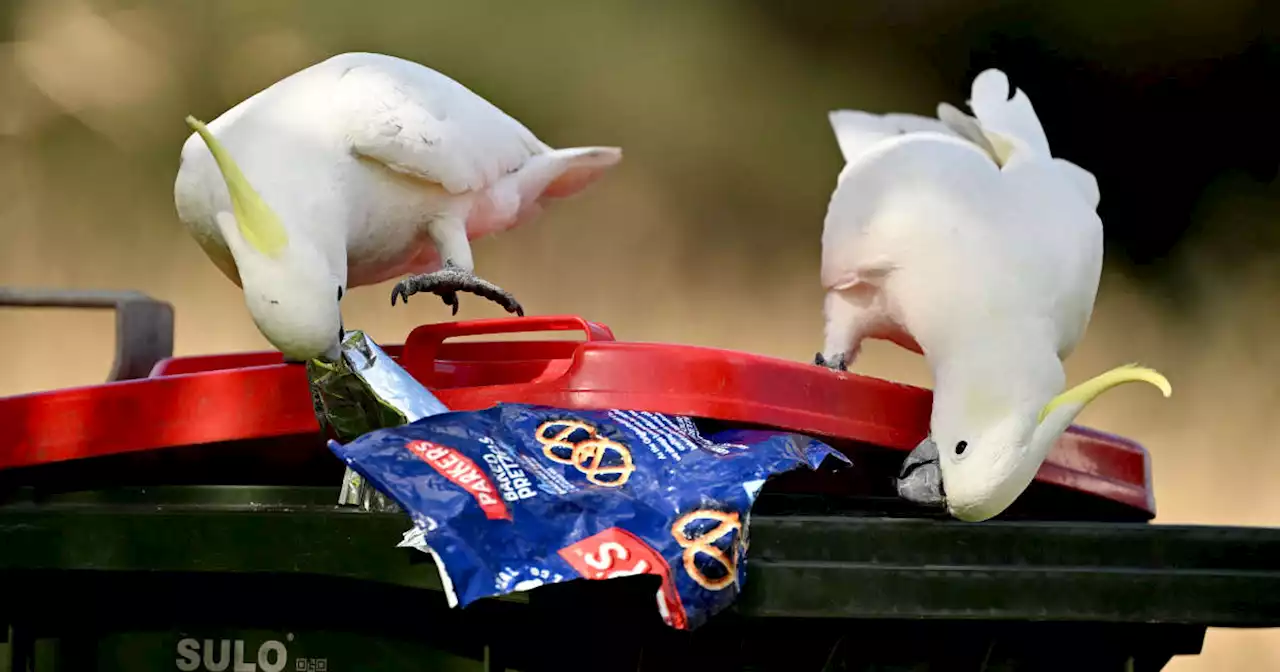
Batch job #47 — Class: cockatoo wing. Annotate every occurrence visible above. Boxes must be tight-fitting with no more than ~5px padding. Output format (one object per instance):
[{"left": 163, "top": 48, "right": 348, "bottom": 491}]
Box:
[
  {"left": 1052, "top": 157, "right": 1101, "bottom": 209},
  {"left": 935, "top": 103, "right": 1001, "bottom": 161},
  {"left": 824, "top": 104, "right": 1004, "bottom": 292},
  {"left": 821, "top": 130, "right": 998, "bottom": 291},
  {"left": 339, "top": 58, "right": 549, "bottom": 194},
  {"left": 830, "top": 105, "right": 1003, "bottom": 170},
  {"left": 828, "top": 110, "right": 970, "bottom": 165}
]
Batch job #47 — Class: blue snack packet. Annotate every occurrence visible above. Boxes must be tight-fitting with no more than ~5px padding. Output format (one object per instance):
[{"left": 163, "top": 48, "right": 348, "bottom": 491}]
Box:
[{"left": 328, "top": 402, "right": 849, "bottom": 631}]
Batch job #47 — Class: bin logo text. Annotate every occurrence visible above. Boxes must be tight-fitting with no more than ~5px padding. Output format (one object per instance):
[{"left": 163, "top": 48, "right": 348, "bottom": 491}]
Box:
[{"left": 175, "top": 636, "right": 316, "bottom": 672}]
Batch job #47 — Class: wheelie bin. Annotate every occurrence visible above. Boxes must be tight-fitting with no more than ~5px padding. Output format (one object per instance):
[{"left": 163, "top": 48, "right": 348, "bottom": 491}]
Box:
[{"left": 1, "top": 288, "right": 1278, "bottom": 671}]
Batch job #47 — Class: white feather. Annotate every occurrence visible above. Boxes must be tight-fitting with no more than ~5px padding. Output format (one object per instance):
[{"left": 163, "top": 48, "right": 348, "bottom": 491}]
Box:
[
  {"left": 828, "top": 110, "right": 962, "bottom": 165},
  {"left": 173, "top": 52, "right": 622, "bottom": 359},
  {"left": 339, "top": 60, "right": 549, "bottom": 194},
  {"left": 966, "top": 68, "right": 1052, "bottom": 160},
  {"left": 819, "top": 68, "right": 1105, "bottom": 522}
]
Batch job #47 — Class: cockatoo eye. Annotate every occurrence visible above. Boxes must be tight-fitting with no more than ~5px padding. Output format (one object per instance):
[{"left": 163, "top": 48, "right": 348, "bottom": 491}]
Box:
[{"left": 954, "top": 441, "right": 968, "bottom": 456}]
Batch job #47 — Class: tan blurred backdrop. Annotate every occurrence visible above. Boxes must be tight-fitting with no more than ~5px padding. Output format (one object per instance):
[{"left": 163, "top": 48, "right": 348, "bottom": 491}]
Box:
[{"left": 1, "top": 1, "right": 1278, "bottom": 668}]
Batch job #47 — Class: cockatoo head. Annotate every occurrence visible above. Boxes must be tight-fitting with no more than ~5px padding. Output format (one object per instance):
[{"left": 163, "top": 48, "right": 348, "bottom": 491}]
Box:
[
  {"left": 898, "top": 362, "right": 1171, "bottom": 522},
  {"left": 185, "top": 116, "right": 344, "bottom": 363}
]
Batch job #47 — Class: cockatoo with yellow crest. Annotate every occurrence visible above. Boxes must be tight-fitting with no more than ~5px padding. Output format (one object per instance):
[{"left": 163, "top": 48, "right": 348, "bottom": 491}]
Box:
[
  {"left": 174, "top": 52, "right": 622, "bottom": 362},
  {"left": 814, "top": 68, "right": 1172, "bottom": 522}
]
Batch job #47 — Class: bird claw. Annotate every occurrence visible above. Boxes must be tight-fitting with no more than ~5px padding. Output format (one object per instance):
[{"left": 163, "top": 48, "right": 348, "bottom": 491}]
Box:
[
  {"left": 391, "top": 261, "right": 525, "bottom": 317},
  {"left": 441, "top": 291, "right": 460, "bottom": 315},
  {"left": 814, "top": 352, "right": 848, "bottom": 371}
]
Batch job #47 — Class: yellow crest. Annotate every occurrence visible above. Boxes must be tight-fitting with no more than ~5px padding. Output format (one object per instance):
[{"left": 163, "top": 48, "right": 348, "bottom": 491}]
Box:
[
  {"left": 185, "top": 116, "right": 288, "bottom": 257},
  {"left": 1039, "top": 363, "right": 1172, "bottom": 423}
]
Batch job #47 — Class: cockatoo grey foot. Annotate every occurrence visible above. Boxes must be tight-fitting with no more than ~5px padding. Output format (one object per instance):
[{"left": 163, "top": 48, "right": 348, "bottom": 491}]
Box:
[
  {"left": 390, "top": 260, "right": 525, "bottom": 317},
  {"left": 896, "top": 436, "right": 946, "bottom": 508},
  {"left": 814, "top": 351, "right": 849, "bottom": 371}
]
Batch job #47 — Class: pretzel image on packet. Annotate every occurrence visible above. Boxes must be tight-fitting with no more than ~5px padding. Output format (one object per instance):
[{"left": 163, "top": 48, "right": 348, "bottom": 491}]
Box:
[
  {"left": 535, "top": 418, "right": 636, "bottom": 487},
  {"left": 672, "top": 509, "right": 744, "bottom": 591},
  {"left": 329, "top": 403, "right": 849, "bottom": 631}
]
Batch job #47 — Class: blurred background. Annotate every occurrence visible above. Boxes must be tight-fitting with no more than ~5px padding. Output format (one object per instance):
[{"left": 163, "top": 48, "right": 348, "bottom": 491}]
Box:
[{"left": 0, "top": 0, "right": 1277, "bottom": 667}]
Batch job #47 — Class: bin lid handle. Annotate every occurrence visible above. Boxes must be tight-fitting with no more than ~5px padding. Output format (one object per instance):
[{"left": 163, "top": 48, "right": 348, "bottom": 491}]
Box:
[{"left": 0, "top": 287, "right": 174, "bottom": 383}]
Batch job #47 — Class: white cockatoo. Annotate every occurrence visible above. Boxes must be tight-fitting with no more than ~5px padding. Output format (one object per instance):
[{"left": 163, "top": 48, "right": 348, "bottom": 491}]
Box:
[
  {"left": 814, "top": 68, "right": 1171, "bottom": 522},
  {"left": 174, "top": 52, "right": 622, "bottom": 362}
]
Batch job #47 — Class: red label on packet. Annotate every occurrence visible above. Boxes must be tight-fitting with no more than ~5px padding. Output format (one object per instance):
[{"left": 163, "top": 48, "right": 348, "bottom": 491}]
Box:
[
  {"left": 405, "top": 440, "right": 511, "bottom": 521},
  {"left": 558, "top": 527, "right": 688, "bottom": 630}
]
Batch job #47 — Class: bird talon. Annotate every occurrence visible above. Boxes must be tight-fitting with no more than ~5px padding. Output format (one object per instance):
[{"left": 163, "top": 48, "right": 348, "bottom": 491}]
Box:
[
  {"left": 393, "top": 267, "right": 522, "bottom": 317},
  {"left": 814, "top": 352, "right": 848, "bottom": 372}
]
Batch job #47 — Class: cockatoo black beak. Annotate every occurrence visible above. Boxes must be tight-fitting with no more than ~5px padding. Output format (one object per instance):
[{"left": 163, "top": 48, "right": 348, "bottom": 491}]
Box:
[{"left": 896, "top": 436, "right": 946, "bottom": 507}]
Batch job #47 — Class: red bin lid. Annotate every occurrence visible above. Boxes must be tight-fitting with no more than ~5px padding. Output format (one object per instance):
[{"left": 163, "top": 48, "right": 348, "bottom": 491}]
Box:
[{"left": 0, "top": 315, "right": 1154, "bottom": 517}]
